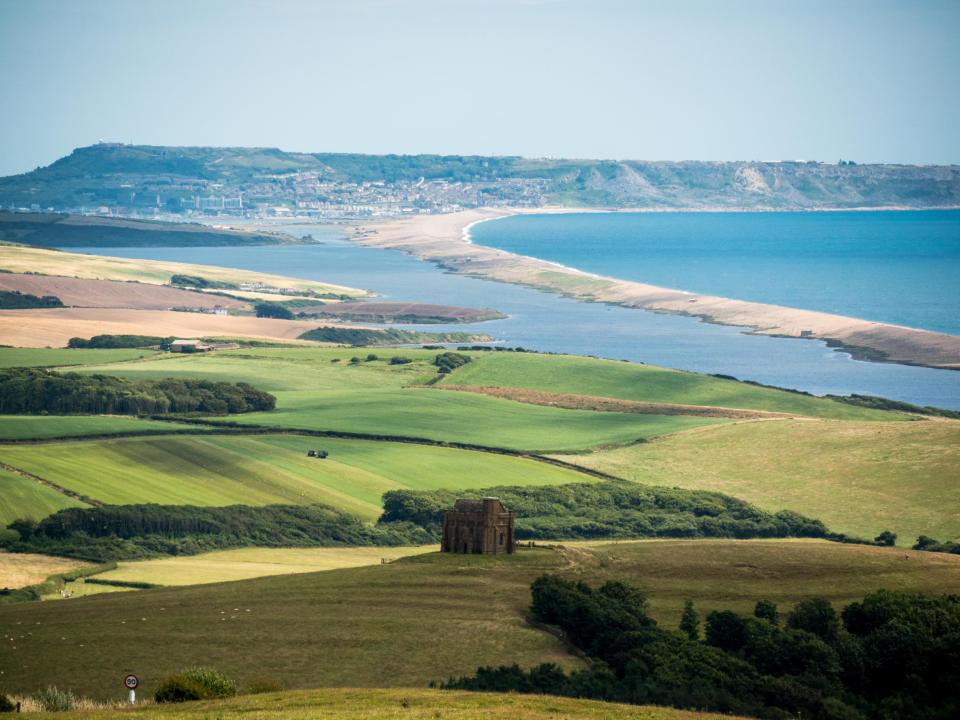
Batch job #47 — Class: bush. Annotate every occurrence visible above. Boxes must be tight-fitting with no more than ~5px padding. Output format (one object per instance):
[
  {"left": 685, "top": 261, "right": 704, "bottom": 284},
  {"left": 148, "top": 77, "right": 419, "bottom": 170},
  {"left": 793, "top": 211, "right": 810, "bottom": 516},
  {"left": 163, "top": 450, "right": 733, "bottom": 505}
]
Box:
[
  {"left": 389, "top": 356, "right": 413, "bottom": 365},
  {"left": 433, "top": 352, "right": 471, "bottom": 374},
  {"left": 0, "top": 694, "right": 15, "bottom": 713},
  {"left": 34, "top": 686, "right": 76, "bottom": 712},
  {"left": 365, "top": 354, "right": 378, "bottom": 361},
  {"left": 155, "top": 667, "right": 236, "bottom": 703},
  {"left": 255, "top": 302, "right": 294, "bottom": 320}
]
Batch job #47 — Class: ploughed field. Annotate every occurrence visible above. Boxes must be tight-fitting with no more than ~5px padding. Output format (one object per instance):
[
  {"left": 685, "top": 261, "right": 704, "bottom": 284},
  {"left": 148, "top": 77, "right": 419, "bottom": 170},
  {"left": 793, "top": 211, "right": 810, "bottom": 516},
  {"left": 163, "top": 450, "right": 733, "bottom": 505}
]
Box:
[{"left": 2, "top": 541, "right": 959, "bottom": 699}]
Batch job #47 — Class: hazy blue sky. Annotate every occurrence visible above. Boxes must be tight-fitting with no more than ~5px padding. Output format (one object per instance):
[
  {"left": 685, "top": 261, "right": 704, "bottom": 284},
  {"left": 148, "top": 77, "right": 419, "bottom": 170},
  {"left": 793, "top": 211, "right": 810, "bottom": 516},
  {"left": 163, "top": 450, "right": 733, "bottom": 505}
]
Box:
[{"left": 1, "top": 0, "right": 958, "bottom": 175}]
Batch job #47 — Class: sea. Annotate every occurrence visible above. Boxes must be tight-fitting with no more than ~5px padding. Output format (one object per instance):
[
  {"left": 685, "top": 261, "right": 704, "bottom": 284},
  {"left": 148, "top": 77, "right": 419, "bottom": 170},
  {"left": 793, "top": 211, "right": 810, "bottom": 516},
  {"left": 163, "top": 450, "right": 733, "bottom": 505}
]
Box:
[{"left": 73, "top": 210, "right": 960, "bottom": 410}]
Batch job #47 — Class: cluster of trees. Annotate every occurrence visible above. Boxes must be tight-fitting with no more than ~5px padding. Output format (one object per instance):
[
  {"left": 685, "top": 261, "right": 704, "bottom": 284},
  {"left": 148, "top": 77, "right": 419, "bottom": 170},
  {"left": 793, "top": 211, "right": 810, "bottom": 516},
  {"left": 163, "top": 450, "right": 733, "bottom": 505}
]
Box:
[
  {"left": 0, "top": 289, "right": 63, "bottom": 309},
  {"left": 433, "top": 352, "right": 471, "bottom": 374},
  {"left": 914, "top": 536, "right": 960, "bottom": 555},
  {"left": 0, "top": 367, "right": 275, "bottom": 415},
  {"left": 68, "top": 334, "right": 171, "bottom": 349},
  {"left": 379, "top": 482, "right": 847, "bottom": 543},
  {"left": 4, "top": 503, "right": 434, "bottom": 561},
  {"left": 254, "top": 302, "right": 294, "bottom": 320},
  {"left": 825, "top": 394, "right": 960, "bottom": 420},
  {"left": 443, "top": 576, "right": 960, "bottom": 720}
]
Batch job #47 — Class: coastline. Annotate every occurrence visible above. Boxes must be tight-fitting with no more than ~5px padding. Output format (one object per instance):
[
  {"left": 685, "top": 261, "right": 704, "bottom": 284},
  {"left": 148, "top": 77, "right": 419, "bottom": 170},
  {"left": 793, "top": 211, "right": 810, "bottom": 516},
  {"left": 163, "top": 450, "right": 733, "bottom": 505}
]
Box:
[{"left": 350, "top": 208, "right": 960, "bottom": 371}]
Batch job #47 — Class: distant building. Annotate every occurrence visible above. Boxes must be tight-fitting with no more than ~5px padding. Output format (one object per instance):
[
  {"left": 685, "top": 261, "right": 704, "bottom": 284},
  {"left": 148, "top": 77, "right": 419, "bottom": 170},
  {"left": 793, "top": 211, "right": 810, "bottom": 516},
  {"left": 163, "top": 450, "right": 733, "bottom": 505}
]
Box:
[
  {"left": 169, "top": 339, "right": 212, "bottom": 353},
  {"left": 800, "top": 329, "right": 814, "bottom": 338},
  {"left": 441, "top": 497, "right": 516, "bottom": 555}
]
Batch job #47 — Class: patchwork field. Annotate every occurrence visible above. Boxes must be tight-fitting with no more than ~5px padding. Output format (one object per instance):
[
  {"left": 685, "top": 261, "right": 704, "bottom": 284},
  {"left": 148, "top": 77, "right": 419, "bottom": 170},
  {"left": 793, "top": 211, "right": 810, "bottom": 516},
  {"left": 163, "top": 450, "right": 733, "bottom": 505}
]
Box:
[
  {"left": 440, "top": 351, "right": 902, "bottom": 420},
  {"left": 0, "top": 244, "right": 367, "bottom": 296},
  {"left": 27, "top": 688, "right": 750, "bottom": 720},
  {"left": 2, "top": 540, "right": 957, "bottom": 699},
  {"left": 0, "top": 273, "right": 251, "bottom": 311},
  {"left": 0, "top": 347, "right": 159, "bottom": 368},
  {"left": 0, "top": 415, "right": 213, "bottom": 441},
  {"left": 563, "top": 418, "right": 960, "bottom": 543},
  {"left": 0, "top": 467, "right": 87, "bottom": 525},
  {"left": 0, "top": 434, "right": 596, "bottom": 519},
  {"left": 0, "top": 551, "right": 89, "bottom": 589},
  {"left": 96, "top": 546, "right": 435, "bottom": 586}
]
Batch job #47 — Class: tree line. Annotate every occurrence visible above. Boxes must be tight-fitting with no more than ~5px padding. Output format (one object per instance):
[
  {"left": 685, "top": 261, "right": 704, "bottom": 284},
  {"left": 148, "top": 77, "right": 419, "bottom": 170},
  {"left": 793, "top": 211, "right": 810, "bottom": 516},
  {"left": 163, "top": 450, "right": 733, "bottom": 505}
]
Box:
[
  {"left": 442, "top": 575, "right": 960, "bottom": 720},
  {"left": 0, "top": 289, "right": 64, "bottom": 309},
  {"left": 0, "top": 367, "right": 275, "bottom": 415},
  {"left": 378, "top": 482, "right": 867, "bottom": 543},
  {"left": 4, "top": 503, "right": 433, "bottom": 562}
]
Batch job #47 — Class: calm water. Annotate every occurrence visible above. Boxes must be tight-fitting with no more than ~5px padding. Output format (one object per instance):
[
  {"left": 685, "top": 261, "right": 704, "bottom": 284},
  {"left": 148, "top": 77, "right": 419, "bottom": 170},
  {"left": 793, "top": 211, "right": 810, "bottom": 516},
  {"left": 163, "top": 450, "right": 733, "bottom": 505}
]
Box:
[
  {"left": 79, "top": 222, "right": 960, "bottom": 409},
  {"left": 472, "top": 211, "right": 960, "bottom": 335}
]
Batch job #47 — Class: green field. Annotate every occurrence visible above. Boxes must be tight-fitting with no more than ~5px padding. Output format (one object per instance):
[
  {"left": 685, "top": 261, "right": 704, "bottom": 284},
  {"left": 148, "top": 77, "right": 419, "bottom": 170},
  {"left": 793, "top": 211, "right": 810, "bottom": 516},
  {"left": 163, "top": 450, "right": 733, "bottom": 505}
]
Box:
[
  {"left": 73, "top": 349, "right": 725, "bottom": 451},
  {"left": 563, "top": 418, "right": 960, "bottom": 543},
  {"left": 441, "top": 352, "right": 902, "bottom": 420},
  {"left": 2, "top": 540, "right": 958, "bottom": 699},
  {"left": 0, "top": 434, "right": 596, "bottom": 519},
  {"left": 0, "top": 416, "right": 214, "bottom": 441},
  {"left": 0, "top": 468, "right": 88, "bottom": 526},
  {"left": 0, "top": 347, "right": 158, "bottom": 368},
  {"left": 19, "top": 688, "right": 746, "bottom": 720}
]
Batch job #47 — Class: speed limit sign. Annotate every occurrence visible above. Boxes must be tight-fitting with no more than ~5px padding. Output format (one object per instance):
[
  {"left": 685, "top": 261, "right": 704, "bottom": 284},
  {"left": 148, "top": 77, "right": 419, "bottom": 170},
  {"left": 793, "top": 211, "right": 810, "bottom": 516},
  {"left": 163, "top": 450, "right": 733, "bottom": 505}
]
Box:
[{"left": 123, "top": 674, "right": 139, "bottom": 690}]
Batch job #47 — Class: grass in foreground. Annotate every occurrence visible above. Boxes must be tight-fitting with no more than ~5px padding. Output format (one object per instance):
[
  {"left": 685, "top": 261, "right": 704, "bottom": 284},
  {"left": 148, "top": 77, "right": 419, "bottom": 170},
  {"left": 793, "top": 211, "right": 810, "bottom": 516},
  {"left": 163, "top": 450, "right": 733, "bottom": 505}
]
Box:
[
  {"left": 2, "top": 540, "right": 958, "bottom": 699},
  {"left": 0, "top": 434, "right": 593, "bottom": 519},
  {"left": 562, "top": 418, "right": 960, "bottom": 543},
  {"left": 20, "top": 688, "right": 748, "bottom": 720},
  {"left": 441, "top": 351, "right": 903, "bottom": 420}
]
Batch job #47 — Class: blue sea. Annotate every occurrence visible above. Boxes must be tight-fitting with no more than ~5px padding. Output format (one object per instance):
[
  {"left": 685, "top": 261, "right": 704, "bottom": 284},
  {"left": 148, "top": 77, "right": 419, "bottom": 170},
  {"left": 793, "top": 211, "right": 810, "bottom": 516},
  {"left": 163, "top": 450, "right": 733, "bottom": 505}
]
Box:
[
  {"left": 471, "top": 210, "right": 960, "bottom": 335},
  {"left": 80, "top": 211, "right": 960, "bottom": 409}
]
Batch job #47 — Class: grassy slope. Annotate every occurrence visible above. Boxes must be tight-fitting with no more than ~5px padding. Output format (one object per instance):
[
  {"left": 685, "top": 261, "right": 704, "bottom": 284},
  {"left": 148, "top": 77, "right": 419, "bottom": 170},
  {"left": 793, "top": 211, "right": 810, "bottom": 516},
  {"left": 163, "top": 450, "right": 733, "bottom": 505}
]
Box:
[
  {"left": 563, "top": 419, "right": 960, "bottom": 543},
  {"left": 0, "top": 244, "right": 367, "bottom": 296},
  {"left": 0, "top": 348, "right": 159, "bottom": 368},
  {"left": 0, "top": 416, "right": 216, "bottom": 441},
  {"left": 0, "top": 468, "right": 88, "bottom": 525},
  {"left": 2, "top": 541, "right": 958, "bottom": 699},
  {"left": 74, "top": 349, "right": 722, "bottom": 452},
  {"left": 97, "top": 546, "right": 435, "bottom": 586},
  {"left": 442, "top": 352, "right": 901, "bottom": 420},
  {"left": 31, "top": 688, "right": 748, "bottom": 720},
  {"left": 0, "top": 434, "right": 594, "bottom": 520}
]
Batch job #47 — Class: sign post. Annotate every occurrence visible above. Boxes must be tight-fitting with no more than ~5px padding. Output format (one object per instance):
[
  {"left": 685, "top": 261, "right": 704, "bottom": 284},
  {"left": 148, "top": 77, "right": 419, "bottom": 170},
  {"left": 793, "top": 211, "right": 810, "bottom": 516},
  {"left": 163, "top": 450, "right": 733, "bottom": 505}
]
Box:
[{"left": 123, "top": 674, "right": 139, "bottom": 705}]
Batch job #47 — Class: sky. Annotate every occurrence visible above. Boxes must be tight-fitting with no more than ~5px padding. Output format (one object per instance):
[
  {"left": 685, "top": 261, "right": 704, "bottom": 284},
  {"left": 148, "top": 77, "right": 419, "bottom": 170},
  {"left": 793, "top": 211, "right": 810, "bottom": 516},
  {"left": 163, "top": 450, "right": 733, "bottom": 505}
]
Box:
[{"left": 0, "top": 0, "right": 958, "bottom": 176}]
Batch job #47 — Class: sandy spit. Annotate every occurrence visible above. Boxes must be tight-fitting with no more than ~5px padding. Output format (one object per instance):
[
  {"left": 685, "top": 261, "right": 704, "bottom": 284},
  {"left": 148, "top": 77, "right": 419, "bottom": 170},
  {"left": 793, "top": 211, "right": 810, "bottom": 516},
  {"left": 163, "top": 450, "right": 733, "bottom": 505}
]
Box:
[{"left": 350, "top": 208, "right": 960, "bottom": 370}]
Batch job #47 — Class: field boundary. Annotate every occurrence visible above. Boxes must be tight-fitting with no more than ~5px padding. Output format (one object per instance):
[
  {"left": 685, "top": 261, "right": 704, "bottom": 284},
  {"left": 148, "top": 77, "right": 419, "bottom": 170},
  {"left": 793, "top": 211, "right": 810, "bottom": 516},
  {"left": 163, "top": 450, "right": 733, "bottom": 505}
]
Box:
[{"left": 0, "top": 460, "right": 101, "bottom": 506}]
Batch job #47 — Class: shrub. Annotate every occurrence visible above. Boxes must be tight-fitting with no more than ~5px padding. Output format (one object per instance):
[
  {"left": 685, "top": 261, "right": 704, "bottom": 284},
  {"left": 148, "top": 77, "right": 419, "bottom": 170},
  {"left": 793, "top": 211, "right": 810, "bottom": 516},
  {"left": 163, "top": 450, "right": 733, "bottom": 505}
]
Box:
[
  {"left": 155, "top": 667, "right": 236, "bottom": 703},
  {"left": 34, "top": 686, "right": 76, "bottom": 712},
  {"left": 255, "top": 302, "right": 294, "bottom": 320},
  {"left": 365, "top": 354, "right": 378, "bottom": 361},
  {"left": 0, "top": 694, "right": 15, "bottom": 713},
  {"left": 389, "top": 356, "right": 413, "bottom": 365}
]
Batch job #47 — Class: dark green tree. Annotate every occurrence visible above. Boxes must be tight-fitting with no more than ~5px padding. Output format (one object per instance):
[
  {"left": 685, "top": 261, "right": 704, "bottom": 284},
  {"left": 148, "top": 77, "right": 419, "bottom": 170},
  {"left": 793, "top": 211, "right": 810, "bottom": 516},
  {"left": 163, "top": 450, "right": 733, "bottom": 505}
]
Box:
[
  {"left": 754, "top": 599, "right": 779, "bottom": 625},
  {"left": 679, "top": 599, "right": 700, "bottom": 640}
]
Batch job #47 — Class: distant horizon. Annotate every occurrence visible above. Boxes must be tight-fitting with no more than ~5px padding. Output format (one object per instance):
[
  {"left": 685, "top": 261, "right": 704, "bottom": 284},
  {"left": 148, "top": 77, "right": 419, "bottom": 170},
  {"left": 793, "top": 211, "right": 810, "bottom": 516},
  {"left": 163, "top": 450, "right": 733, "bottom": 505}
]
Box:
[{"left": 2, "top": 0, "right": 959, "bottom": 176}]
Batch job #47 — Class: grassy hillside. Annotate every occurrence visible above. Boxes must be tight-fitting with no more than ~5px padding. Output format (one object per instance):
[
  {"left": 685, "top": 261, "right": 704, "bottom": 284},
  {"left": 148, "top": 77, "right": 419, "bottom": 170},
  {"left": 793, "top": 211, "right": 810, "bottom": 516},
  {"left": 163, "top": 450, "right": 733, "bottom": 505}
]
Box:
[
  {"left": 0, "top": 347, "right": 159, "bottom": 368},
  {"left": 74, "top": 349, "right": 724, "bottom": 452},
  {"left": 0, "top": 434, "right": 595, "bottom": 520},
  {"left": 0, "top": 468, "right": 88, "bottom": 526},
  {"left": 563, "top": 419, "right": 960, "bottom": 544},
  {"left": 441, "top": 352, "right": 901, "bottom": 420},
  {"left": 0, "top": 211, "right": 286, "bottom": 248},
  {"left": 2, "top": 541, "right": 958, "bottom": 699},
  {"left": 35, "top": 689, "right": 752, "bottom": 720},
  {"left": 0, "top": 244, "right": 368, "bottom": 297},
  {"left": 96, "top": 546, "right": 435, "bottom": 587},
  {"left": 17, "top": 688, "right": 748, "bottom": 720},
  {"left": 0, "top": 416, "right": 215, "bottom": 441}
]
